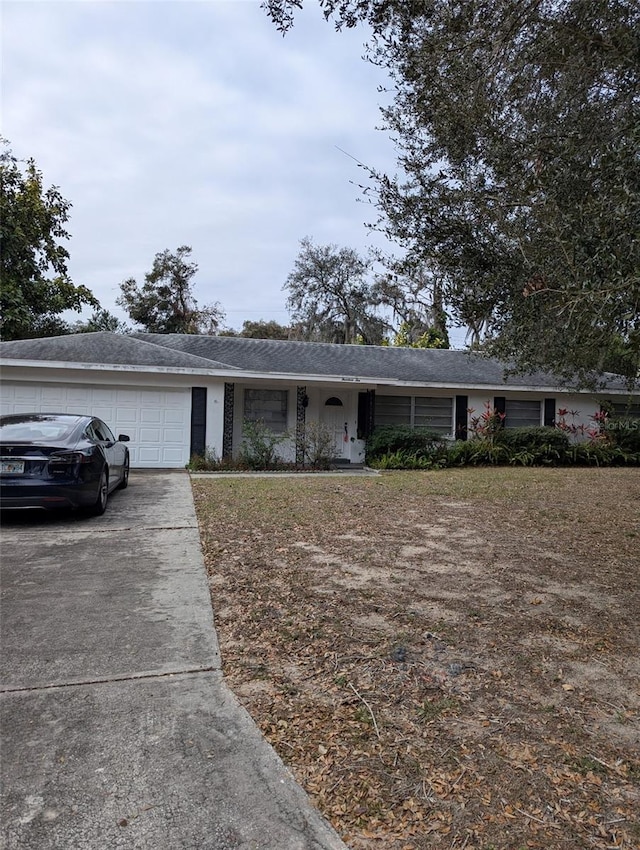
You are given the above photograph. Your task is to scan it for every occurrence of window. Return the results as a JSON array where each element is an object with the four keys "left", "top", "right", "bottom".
[
  {"left": 609, "top": 401, "right": 640, "bottom": 418},
  {"left": 504, "top": 400, "right": 541, "bottom": 428},
  {"left": 244, "top": 389, "right": 288, "bottom": 433},
  {"left": 375, "top": 395, "right": 453, "bottom": 435}
]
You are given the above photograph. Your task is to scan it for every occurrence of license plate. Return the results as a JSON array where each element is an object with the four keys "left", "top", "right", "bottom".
[{"left": 1, "top": 459, "right": 25, "bottom": 474}]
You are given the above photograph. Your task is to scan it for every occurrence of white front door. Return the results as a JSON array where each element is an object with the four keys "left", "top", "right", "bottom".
[{"left": 320, "top": 396, "right": 350, "bottom": 459}]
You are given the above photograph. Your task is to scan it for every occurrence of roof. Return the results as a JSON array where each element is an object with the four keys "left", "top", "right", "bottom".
[
  {"left": 0, "top": 331, "right": 631, "bottom": 391},
  {"left": 0, "top": 332, "right": 235, "bottom": 371}
]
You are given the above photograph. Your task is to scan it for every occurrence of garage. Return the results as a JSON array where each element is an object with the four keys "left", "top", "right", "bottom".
[{"left": 0, "top": 381, "right": 191, "bottom": 468}]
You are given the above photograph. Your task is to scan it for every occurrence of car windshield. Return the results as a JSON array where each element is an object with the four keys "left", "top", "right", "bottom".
[{"left": 0, "top": 416, "right": 80, "bottom": 443}]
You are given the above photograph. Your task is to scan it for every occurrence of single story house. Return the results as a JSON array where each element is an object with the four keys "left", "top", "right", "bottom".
[{"left": 0, "top": 332, "right": 637, "bottom": 468}]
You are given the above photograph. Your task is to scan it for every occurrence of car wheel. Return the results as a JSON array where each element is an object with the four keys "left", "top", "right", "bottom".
[
  {"left": 117, "top": 454, "right": 130, "bottom": 490},
  {"left": 87, "top": 468, "right": 109, "bottom": 516}
]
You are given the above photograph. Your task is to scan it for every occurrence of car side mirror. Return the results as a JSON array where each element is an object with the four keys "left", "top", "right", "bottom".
[{"left": 118, "top": 434, "right": 131, "bottom": 442}]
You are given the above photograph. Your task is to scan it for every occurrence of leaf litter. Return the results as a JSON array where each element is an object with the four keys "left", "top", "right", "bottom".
[{"left": 193, "top": 467, "right": 640, "bottom": 849}]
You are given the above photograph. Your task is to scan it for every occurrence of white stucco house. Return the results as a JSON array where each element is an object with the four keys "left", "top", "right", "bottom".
[{"left": 0, "top": 332, "right": 637, "bottom": 468}]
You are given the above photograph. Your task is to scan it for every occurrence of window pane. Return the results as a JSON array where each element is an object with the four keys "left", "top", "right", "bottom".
[
  {"left": 610, "top": 401, "right": 640, "bottom": 418},
  {"left": 505, "top": 400, "right": 541, "bottom": 428},
  {"left": 414, "top": 397, "right": 453, "bottom": 433},
  {"left": 244, "top": 389, "right": 288, "bottom": 433},
  {"left": 375, "top": 396, "right": 411, "bottom": 426}
]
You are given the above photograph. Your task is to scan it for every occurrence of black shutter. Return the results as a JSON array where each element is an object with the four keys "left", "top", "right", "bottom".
[
  {"left": 357, "top": 390, "right": 375, "bottom": 440},
  {"left": 455, "top": 395, "right": 468, "bottom": 440},
  {"left": 494, "top": 396, "right": 506, "bottom": 428},
  {"left": 190, "top": 387, "right": 207, "bottom": 457},
  {"left": 544, "top": 398, "right": 556, "bottom": 427}
]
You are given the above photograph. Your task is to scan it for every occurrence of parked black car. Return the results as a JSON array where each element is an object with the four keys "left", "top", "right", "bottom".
[{"left": 0, "top": 413, "right": 130, "bottom": 515}]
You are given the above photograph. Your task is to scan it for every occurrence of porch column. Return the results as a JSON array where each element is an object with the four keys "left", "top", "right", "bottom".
[
  {"left": 222, "top": 382, "right": 235, "bottom": 459},
  {"left": 296, "top": 386, "right": 307, "bottom": 466}
]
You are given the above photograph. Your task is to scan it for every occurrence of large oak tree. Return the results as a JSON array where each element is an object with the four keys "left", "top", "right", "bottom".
[{"left": 266, "top": 0, "right": 640, "bottom": 387}]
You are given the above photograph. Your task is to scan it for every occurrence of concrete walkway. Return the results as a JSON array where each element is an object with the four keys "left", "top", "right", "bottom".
[{"left": 0, "top": 471, "right": 349, "bottom": 850}]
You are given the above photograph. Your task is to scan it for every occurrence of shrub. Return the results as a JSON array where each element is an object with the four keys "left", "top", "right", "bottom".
[
  {"left": 297, "top": 420, "right": 333, "bottom": 469},
  {"left": 495, "top": 426, "right": 570, "bottom": 453},
  {"left": 368, "top": 449, "right": 448, "bottom": 470},
  {"left": 187, "top": 448, "right": 248, "bottom": 472},
  {"left": 366, "top": 425, "right": 448, "bottom": 462},
  {"left": 239, "top": 419, "right": 290, "bottom": 469},
  {"left": 606, "top": 418, "right": 640, "bottom": 453}
]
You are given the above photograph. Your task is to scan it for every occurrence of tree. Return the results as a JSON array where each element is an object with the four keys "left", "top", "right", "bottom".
[
  {"left": 117, "top": 246, "right": 224, "bottom": 334},
  {"left": 285, "top": 237, "right": 387, "bottom": 344},
  {"left": 265, "top": 1, "right": 640, "bottom": 387},
  {"left": 69, "top": 308, "right": 130, "bottom": 335},
  {"left": 0, "top": 142, "right": 98, "bottom": 340},
  {"left": 372, "top": 259, "right": 450, "bottom": 347},
  {"left": 220, "top": 319, "right": 291, "bottom": 340}
]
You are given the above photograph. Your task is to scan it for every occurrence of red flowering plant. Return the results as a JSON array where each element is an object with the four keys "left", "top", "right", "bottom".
[
  {"left": 555, "top": 408, "right": 611, "bottom": 443},
  {"left": 467, "top": 401, "right": 506, "bottom": 445}
]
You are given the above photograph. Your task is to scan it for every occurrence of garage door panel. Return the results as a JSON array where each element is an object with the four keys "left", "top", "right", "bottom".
[
  {"left": 164, "top": 409, "right": 186, "bottom": 425},
  {"left": 163, "top": 428, "right": 184, "bottom": 443},
  {"left": 1, "top": 382, "right": 191, "bottom": 468},
  {"left": 115, "top": 408, "right": 138, "bottom": 425}
]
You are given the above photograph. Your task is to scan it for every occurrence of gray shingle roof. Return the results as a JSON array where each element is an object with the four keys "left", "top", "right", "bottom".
[
  {"left": 1, "top": 331, "right": 629, "bottom": 390},
  {"left": 133, "top": 333, "right": 566, "bottom": 388},
  {"left": 0, "top": 332, "right": 235, "bottom": 371}
]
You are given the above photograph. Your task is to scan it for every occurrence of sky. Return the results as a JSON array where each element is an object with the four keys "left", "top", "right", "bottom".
[{"left": 2, "top": 0, "right": 465, "bottom": 345}]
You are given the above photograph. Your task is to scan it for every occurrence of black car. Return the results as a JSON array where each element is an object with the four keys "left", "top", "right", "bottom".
[{"left": 0, "top": 413, "right": 130, "bottom": 515}]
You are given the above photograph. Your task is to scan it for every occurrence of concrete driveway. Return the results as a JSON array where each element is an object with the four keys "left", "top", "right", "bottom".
[{"left": 0, "top": 471, "right": 348, "bottom": 850}]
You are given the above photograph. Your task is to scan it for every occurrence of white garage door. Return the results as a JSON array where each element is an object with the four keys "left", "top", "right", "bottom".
[{"left": 0, "top": 382, "right": 191, "bottom": 468}]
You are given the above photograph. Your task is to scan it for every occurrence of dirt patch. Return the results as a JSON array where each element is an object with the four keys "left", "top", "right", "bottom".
[{"left": 193, "top": 467, "right": 640, "bottom": 849}]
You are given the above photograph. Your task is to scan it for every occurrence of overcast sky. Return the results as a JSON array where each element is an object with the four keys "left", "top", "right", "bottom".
[{"left": 3, "top": 0, "right": 466, "bottom": 345}]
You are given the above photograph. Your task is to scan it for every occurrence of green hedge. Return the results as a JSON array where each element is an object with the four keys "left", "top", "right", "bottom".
[
  {"left": 495, "top": 426, "right": 570, "bottom": 452},
  {"left": 366, "top": 425, "right": 448, "bottom": 461},
  {"left": 366, "top": 425, "right": 640, "bottom": 469}
]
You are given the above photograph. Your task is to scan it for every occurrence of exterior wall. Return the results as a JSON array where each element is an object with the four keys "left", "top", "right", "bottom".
[
  {"left": 3, "top": 363, "right": 636, "bottom": 467},
  {"left": 204, "top": 382, "right": 225, "bottom": 459},
  {"left": 465, "top": 392, "right": 604, "bottom": 438},
  {"left": 230, "top": 382, "right": 366, "bottom": 463}
]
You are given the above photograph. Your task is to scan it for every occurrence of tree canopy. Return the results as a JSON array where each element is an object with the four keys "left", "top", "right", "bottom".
[
  {"left": 0, "top": 142, "right": 98, "bottom": 340},
  {"left": 265, "top": 0, "right": 640, "bottom": 387},
  {"left": 220, "top": 319, "right": 292, "bottom": 340},
  {"left": 117, "top": 246, "right": 224, "bottom": 335},
  {"left": 284, "top": 237, "right": 387, "bottom": 344}
]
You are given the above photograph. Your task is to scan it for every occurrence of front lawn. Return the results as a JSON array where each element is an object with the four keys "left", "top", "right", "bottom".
[{"left": 192, "top": 468, "right": 640, "bottom": 850}]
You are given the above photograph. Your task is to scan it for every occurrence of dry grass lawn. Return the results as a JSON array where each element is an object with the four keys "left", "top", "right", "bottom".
[{"left": 192, "top": 467, "right": 640, "bottom": 850}]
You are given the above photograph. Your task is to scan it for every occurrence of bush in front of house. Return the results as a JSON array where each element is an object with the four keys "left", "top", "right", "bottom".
[
  {"left": 606, "top": 418, "right": 640, "bottom": 453},
  {"left": 366, "top": 425, "right": 449, "bottom": 464},
  {"left": 367, "top": 425, "right": 640, "bottom": 469},
  {"left": 494, "top": 426, "right": 570, "bottom": 453}
]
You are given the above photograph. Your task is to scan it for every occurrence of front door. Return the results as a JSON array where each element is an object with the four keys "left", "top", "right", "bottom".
[{"left": 321, "top": 396, "right": 350, "bottom": 460}]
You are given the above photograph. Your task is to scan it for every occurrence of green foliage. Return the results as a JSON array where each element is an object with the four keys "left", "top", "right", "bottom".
[
  {"left": 605, "top": 418, "right": 640, "bottom": 453},
  {"left": 240, "top": 419, "right": 291, "bottom": 469},
  {"left": 117, "top": 246, "right": 224, "bottom": 334},
  {"left": 392, "top": 321, "right": 448, "bottom": 349},
  {"left": 366, "top": 424, "right": 448, "bottom": 462},
  {"left": 220, "top": 319, "right": 291, "bottom": 340},
  {"left": 495, "top": 427, "right": 570, "bottom": 453},
  {"left": 0, "top": 141, "right": 98, "bottom": 340},
  {"left": 285, "top": 237, "right": 387, "bottom": 344},
  {"left": 266, "top": 1, "right": 640, "bottom": 388},
  {"left": 69, "top": 308, "right": 129, "bottom": 334},
  {"left": 370, "top": 434, "right": 640, "bottom": 469}
]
